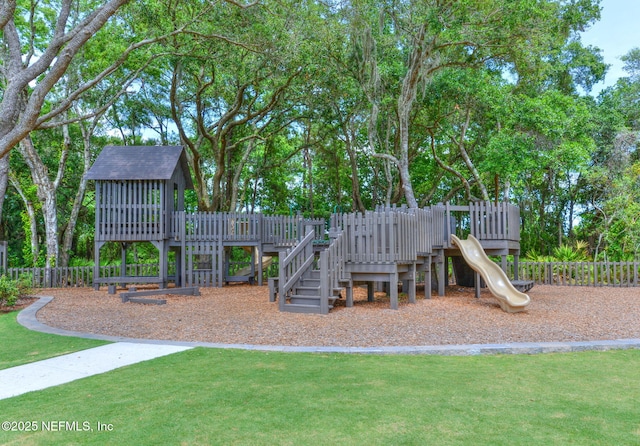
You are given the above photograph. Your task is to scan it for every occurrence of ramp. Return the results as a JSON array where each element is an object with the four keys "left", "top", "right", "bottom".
[{"left": 451, "top": 234, "right": 530, "bottom": 313}]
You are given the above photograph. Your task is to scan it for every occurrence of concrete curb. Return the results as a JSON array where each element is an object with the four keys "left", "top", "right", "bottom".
[{"left": 18, "top": 296, "right": 640, "bottom": 356}]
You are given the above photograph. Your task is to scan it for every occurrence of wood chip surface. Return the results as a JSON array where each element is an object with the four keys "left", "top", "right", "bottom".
[{"left": 35, "top": 284, "right": 640, "bottom": 347}]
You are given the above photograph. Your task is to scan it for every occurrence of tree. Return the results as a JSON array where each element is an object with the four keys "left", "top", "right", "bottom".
[
  {"left": 574, "top": 47, "right": 640, "bottom": 260},
  {"left": 160, "top": 1, "right": 323, "bottom": 211},
  {"left": 0, "top": 0, "right": 131, "bottom": 224},
  {"left": 347, "top": 0, "right": 603, "bottom": 208}
]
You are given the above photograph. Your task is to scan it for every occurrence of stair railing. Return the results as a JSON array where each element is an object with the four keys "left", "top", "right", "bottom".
[
  {"left": 319, "top": 229, "right": 347, "bottom": 314},
  {"left": 278, "top": 227, "right": 316, "bottom": 310}
]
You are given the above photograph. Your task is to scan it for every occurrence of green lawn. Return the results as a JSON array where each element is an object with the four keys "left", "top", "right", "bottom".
[
  {"left": 1, "top": 345, "right": 640, "bottom": 445},
  {"left": 2, "top": 308, "right": 639, "bottom": 444},
  {"left": 0, "top": 311, "right": 108, "bottom": 370}
]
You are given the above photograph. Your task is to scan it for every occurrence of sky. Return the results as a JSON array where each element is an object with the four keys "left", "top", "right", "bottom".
[{"left": 579, "top": 0, "right": 640, "bottom": 95}]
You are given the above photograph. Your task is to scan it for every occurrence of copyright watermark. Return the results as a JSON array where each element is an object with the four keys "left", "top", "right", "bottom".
[{"left": 2, "top": 420, "right": 114, "bottom": 432}]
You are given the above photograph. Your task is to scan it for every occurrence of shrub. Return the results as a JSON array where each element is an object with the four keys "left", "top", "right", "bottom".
[{"left": 0, "top": 275, "right": 31, "bottom": 307}]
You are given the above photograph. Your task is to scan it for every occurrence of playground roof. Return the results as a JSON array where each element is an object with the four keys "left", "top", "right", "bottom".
[{"left": 85, "top": 145, "right": 193, "bottom": 188}]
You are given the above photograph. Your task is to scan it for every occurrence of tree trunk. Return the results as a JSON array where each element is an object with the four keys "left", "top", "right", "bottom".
[
  {"left": 396, "top": 109, "right": 419, "bottom": 208},
  {"left": 230, "top": 139, "right": 257, "bottom": 212},
  {"left": 9, "top": 175, "right": 39, "bottom": 265},
  {"left": 303, "top": 143, "right": 314, "bottom": 216},
  {"left": 18, "top": 136, "right": 60, "bottom": 268},
  {"left": 344, "top": 128, "right": 366, "bottom": 212},
  {"left": 395, "top": 24, "right": 433, "bottom": 209},
  {"left": 0, "top": 155, "right": 9, "bottom": 228},
  {"left": 452, "top": 109, "right": 489, "bottom": 201},
  {"left": 60, "top": 120, "right": 93, "bottom": 267}
]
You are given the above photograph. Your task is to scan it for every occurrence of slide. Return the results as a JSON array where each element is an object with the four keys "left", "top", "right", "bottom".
[
  {"left": 451, "top": 234, "right": 530, "bottom": 313},
  {"left": 234, "top": 256, "right": 273, "bottom": 278}
]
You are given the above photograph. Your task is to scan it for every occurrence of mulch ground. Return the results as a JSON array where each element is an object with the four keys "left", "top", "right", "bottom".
[{"left": 26, "top": 284, "right": 640, "bottom": 347}]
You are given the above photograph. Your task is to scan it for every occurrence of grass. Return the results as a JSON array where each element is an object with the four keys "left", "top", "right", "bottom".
[
  {"left": 0, "top": 311, "right": 108, "bottom": 370},
  {"left": 1, "top": 346, "right": 640, "bottom": 445},
  {"left": 2, "top": 308, "right": 639, "bottom": 444}
]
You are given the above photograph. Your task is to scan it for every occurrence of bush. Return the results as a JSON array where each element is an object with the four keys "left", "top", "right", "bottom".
[{"left": 0, "top": 275, "right": 31, "bottom": 307}]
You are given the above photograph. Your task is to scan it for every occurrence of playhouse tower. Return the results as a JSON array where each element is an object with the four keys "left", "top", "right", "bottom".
[{"left": 85, "top": 145, "right": 193, "bottom": 289}]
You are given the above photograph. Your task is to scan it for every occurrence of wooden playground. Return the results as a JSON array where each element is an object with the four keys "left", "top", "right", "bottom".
[{"left": 86, "top": 145, "right": 529, "bottom": 314}]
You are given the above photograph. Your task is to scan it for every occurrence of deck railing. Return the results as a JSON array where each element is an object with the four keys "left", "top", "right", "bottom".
[
  {"left": 331, "top": 210, "right": 418, "bottom": 264},
  {"left": 442, "top": 202, "right": 520, "bottom": 244},
  {"left": 171, "top": 212, "right": 326, "bottom": 246},
  {"left": 410, "top": 207, "right": 434, "bottom": 255},
  {"left": 262, "top": 215, "right": 326, "bottom": 247},
  {"left": 374, "top": 206, "right": 434, "bottom": 257},
  {"left": 431, "top": 204, "right": 447, "bottom": 248},
  {"left": 171, "top": 212, "right": 262, "bottom": 242}
]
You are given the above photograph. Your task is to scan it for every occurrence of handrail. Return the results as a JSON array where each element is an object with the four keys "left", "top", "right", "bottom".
[
  {"left": 319, "top": 230, "right": 347, "bottom": 313},
  {"left": 278, "top": 228, "right": 316, "bottom": 310}
]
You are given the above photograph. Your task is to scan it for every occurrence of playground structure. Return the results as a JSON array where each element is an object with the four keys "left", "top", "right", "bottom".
[{"left": 86, "top": 145, "right": 530, "bottom": 313}]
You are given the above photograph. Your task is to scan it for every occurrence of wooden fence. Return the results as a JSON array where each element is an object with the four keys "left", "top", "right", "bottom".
[
  {"left": 9, "top": 260, "right": 640, "bottom": 289},
  {"left": 7, "top": 263, "right": 171, "bottom": 288},
  {"left": 512, "top": 261, "right": 640, "bottom": 287}
]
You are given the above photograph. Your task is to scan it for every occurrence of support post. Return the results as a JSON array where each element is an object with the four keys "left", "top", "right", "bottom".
[
  {"left": 390, "top": 271, "right": 399, "bottom": 310},
  {"left": 181, "top": 211, "right": 186, "bottom": 287},
  {"left": 258, "top": 246, "right": 263, "bottom": 286},
  {"left": 367, "top": 282, "right": 374, "bottom": 302},
  {"left": 120, "top": 242, "right": 127, "bottom": 288},
  {"left": 93, "top": 241, "right": 104, "bottom": 290},
  {"left": 424, "top": 257, "right": 432, "bottom": 299},
  {"left": 438, "top": 256, "right": 447, "bottom": 296},
  {"left": 408, "top": 263, "right": 416, "bottom": 304}
]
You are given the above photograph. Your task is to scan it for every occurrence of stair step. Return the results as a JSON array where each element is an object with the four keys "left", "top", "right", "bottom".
[
  {"left": 295, "top": 286, "right": 321, "bottom": 296},
  {"left": 300, "top": 278, "right": 320, "bottom": 287},
  {"left": 289, "top": 294, "right": 338, "bottom": 305},
  {"left": 281, "top": 303, "right": 334, "bottom": 314},
  {"left": 289, "top": 294, "right": 321, "bottom": 304}
]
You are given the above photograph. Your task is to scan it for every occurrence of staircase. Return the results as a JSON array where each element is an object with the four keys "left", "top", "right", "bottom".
[
  {"left": 278, "top": 227, "right": 347, "bottom": 314},
  {"left": 283, "top": 269, "right": 340, "bottom": 314}
]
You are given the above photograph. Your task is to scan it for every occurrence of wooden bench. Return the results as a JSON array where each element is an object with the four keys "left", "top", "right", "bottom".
[{"left": 120, "top": 286, "right": 200, "bottom": 304}]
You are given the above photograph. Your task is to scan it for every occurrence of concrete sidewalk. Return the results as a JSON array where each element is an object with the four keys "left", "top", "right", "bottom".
[{"left": 0, "top": 342, "right": 192, "bottom": 400}]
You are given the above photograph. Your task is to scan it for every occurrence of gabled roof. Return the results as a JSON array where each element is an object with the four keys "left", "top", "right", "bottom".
[{"left": 85, "top": 145, "right": 193, "bottom": 189}]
